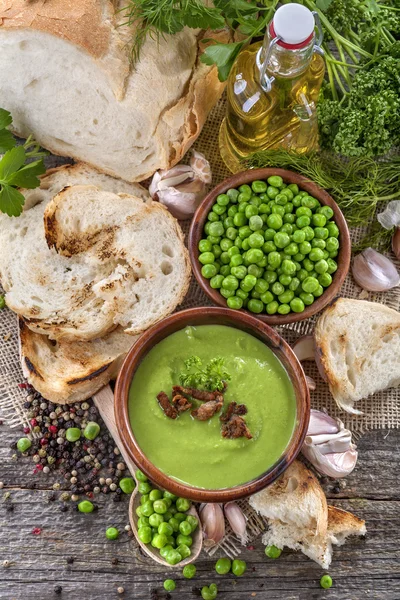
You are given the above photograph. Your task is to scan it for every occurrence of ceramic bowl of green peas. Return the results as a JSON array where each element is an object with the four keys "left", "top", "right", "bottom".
[{"left": 189, "top": 168, "right": 351, "bottom": 325}]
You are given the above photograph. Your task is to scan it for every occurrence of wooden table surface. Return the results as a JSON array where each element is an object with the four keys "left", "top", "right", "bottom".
[{"left": 0, "top": 424, "right": 399, "bottom": 600}]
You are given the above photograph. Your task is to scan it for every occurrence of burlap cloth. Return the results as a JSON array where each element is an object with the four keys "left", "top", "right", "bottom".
[{"left": 0, "top": 96, "right": 399, "bottom": 557}]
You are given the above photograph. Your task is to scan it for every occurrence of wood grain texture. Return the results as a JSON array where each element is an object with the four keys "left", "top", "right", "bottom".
[{"left": 0, "top": 425, "right": 399, "bottom": 600}]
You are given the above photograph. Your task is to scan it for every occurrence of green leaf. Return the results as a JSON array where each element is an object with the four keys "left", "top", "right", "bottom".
[
  {"left": 0, "top": 146, "right": 26, "bottom": 182},
  {"left": 214, "top": 0, "right": 259, "bottom": 18},
  {"left": 183, "top": 6, "right": 225, "bottom": 30},
  {"left": 0, "top": 184, "right": 25, "bottom": 217},
  {"left": 0, "top": 108, "right": 12, "bottom": 131},
  {"left": 0, "top": 128, "right": 16, "bottom": 153},
  {"left": 7, "top": 159, "right": 46, "bottom": 189},
  {"left": 201, "top": 41, "right": 243, "bottom": 81},
  {"left": 315, "top": 0, "right": 334, "bottom": 12}
]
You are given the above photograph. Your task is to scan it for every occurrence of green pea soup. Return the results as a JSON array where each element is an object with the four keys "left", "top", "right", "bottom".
[{"left": 129, "top": 325, "right": 297, "bottom": 489}]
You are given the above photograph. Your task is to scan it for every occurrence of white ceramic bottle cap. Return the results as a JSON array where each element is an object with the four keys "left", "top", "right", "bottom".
[{"left": 273, "top": 4, "right": 315, "bottom": 45}]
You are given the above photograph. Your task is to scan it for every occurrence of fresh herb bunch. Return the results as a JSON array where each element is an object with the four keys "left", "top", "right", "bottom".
[
  {"left": 247, "top": 149, "right": 400, "bottom": 249},
  {"left": 0, "top": 108, "right": 47, "bottom": 217},
  {"left": 179, "top": 356, "right": 231, "bottom": 391}
]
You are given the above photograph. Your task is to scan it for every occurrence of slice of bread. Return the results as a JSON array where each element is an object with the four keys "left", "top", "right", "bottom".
[
  {"left": 250, "top": 460, "right": 366, "bottom": 569},
  {"left": 19, "top": 318, "right": 136, "bottom": 404},
  {"left": 315, "top": 298, "right": 400, "bottom": 414},
  {"left": 0, "top": 168, "right": 190, "bottom": 341}
]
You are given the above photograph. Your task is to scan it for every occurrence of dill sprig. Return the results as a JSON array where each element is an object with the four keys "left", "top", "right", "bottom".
[{"left": 246, "top": 150, "right": 400, "bottom": 250}]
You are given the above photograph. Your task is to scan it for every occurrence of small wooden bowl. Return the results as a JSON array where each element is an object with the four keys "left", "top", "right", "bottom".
[
  {"left": 188, "top": 168, "right": 351, "bottom": 325},
  {"left": 115, "top": 307, "right": 310, "bottom": 503}
]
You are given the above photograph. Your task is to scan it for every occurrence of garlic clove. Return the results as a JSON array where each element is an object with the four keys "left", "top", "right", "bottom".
[
  {"left": 352, "top": 247, "right": 400, "bottom": 292},
  {"left": 305, "top": 429, "right": 353, "bottom": 454},
  {"left": 157, "top": 188, "right": 203, "bottom": 220},
  {"left": 302, "top": 444, "right": 358, "bottom": 478},
  {"left": 224, "top": 502, "right": 248, "bottom": 544},
  {"left": 377, "top": 200, "right": 400, "bottom": 230},
  {"left": 307, "top": 409, "right": 340, "bottom": 436},
  {"left": 392, "top": 228, "right": 400, "bottom": 260},
  {"left": 305, "top": 375, "right": 316, "bottom": 391},
  {"left": 292, "top": 335, "right": 315, "bottom": 361},
  {"left": 200, "top": 502, "right": 225, "bottom": 548},
  {"left": 190, "top": 150, "right": 212, "bottom": 184}
]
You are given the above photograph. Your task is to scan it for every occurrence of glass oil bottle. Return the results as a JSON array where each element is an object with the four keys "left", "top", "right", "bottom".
[{"left": 219, "top": 3, "right": 325, "bottom": 172}]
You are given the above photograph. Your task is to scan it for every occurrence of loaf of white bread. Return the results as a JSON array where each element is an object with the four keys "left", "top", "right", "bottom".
[
  {"left": 0, "top": 0, "right": 227, "bottom": 181},
  {"left": 315, "top": 298, "right": 400, "bottom": 414},
  {"left": 250, "top": 460, "right": 366, "bottom": 569}
]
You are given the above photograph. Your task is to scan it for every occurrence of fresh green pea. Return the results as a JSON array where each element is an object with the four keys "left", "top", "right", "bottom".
[
  {"left": 226, "top": 227, "right": 238, "bottom": 240},
  {"left": 267, "top": 214, "right": 283, "bottom": 230},
  {"left": 228, "top": 205, "right": 238, "bottom": 217},
  {"left": 273, "top": 232, "right": 290, "bottom": 249},
  {"left": 176, "top": 543, "right": 191, "bottom": 559},
  {"left": 248, "top": 232, "right": 264, "bottom": 248},
  {"left": 275, "top": 193, "right": 288, "bottom": 206},
  {"left": 313, "top": 284, "right": 324, "bottom": 297},
  {"left": 288, "top": 183, "right": 299, "bottom": 195},
  {"left": 186, "top": 515, "right": 198, "bottom": 532},
  {"left": 201, "top": 584, "right": 218, "bottom": 600},
  {"left": 183, "top": 564, "right": 197, "bottom": 579},
  {"left": 292, "top": 194, "right": 302, "bottom": 207},
  {"left": 259, "top": 203, "right": 270, "bottom": 214},
  {"left": 17, "top": 437, "right": 32, "bottom": 453},
  {"left": 224, "top": 217, "right": 234, "bottom": 229},
  {"left": 249, "top": 215, "right": 263, "bottom": 231},
  {"left": 271, "top": 204, "right": 285, "bottom": 217},
  {"left": 289, "top": 277, "right": 300, "bottom": 292},
  {"left": 267, "top": 175, "right": 283, "bottom": 188},
  {"left": 266, "top": 301, "right": 279, "bottom": 314},
  {"left": 148, "top": 489, "right": 162, "bottom": 502},
  {"left": 220, "top": 238, "right": 233, "bottom": 251},
  {"left": 227, "top": 296, "right": 243, "bottom": 310},
  {"left": 233, "top": 213, "right": 247, "bottom": 227},
  {"left": 239, "top": 184, "right": 252, "bottom": 196},
  {"left": 264, "top": 270, "right": 278, "bottom": 284},
  {"left": 245, "top": 204, "right": 258, "bottom": 220},
  {"left": 222, "top": 275, "right": 239, "bottom": 291},
  {"left": 309, "top": 248, "right": 324, "bottom": 262},
  {"left": 165, "top": 549, "right": 182, "bottom": 565},
  {"left": 216, "top": 193, "right": 230, "bottom": 206},
  {"left": 177, "top": 520, "right": 191, "bottom": 536},
  {"left": 279, "top": 274, "right": 292, "bottom": 286},
  {"left": 168, "top": 517, "right": 179, "bottom": 532},
  {"left": 302, "top": 258, "right": 314, "bottom": 272},
  {"left": 158, "top": 522, "right": 173, "bottom": 537},
  {"left": 263, "top": 229, "right": 275, "bottom": 241},
  {"left": 254, "top": 278, "right": 269, "bottom": 294},
  {"left": 260, "top": 291, "right": 273, "bottom": 304},
  {"left": 163, "top": 579, "right": 176, "bottom": 592},
  {"left": 280, "top": 223, "right": 294, "bottom": 235},
  {"left": 312, "top": 213, "right": 326, "bottom": 227},
  {"left": 219, "top": 252, "right": 230, "bottom": 265},
  {"left": 281, "top": 188, "right": 294, "bottom": 200},
  {"left": 283, "top": 213, "right": 295, "bottom": 224},
  {"left": 311, "top": 238, "right": 326, "bottom": 249},
  {"left": 246, "top": 248, "right": 263, "bottom": 264},
  {"left": 141, "top": 500, "right": 155, "bottom": 517},
  {"left": 296, "top": 215, "right": 310, "bottom": 228},
  {"left": 78, "top": 500, "right": 94, "bottom": 513},
  {"left": 137, "top": 517, "right": 150, "bottom": 528},
  {"left": 302, "top": 225, "right": 314, "bottom": 241},
  {"left": 163, "top": 510, "right": 173, "bottom": 521},
  {"left": 302, "top": 277, "right": 319, "bottom": 293},
  {"left": 326, "top": 237, "right": 339, "bottom": 252},
  {"left": 290, "top": 298, "right": 305, "bottom": 313},
  {"left": 296, "top": 206, "right": 312, "bottom": 218},
  {"left": 318, "top": 206, "right": 334, "bottom": 220},
  {"left": 212, "top": 245, "right": 222, "bottom": 259},
  {"left": 327, "top": 222, "right": 339, "bottom": 237},
  {"left": 201, "top": 264, "right": 217, "bottom": 279},
  {"left": 278, "top": 303, "right": 290, "bottom": 315},
  {"left": 212, "top": 204, "right": 226, "bottom": 216},
  {"left": 84, "top": 421, "right": 100, "bottom": 440},
  {"left": 285, "top": 242, "right": 298, "bottom": 256},
  {"left": 262, "top": 241, "right": 276, "bottom": 254},
  {"left": 238, "top": 225, "right": 252, "bottom": 240},
  {"left": 176, "top": 534, "right": 192, "bottom": 547},
  {"left": 314, "top": 227, "right": 329, "bottom": 240},
  {"left": 251, "top": 290, "right": 261, "bottom": 299},
  {"left": 301, "top": 196, "right": 318, "bottom": 210},
  {"left": 268, "top": 252, "right": 281, "bottom": 269},
  {"left": 315, "top": 259, "right": 328, "bottom": 274},
  {"left": 219, "top": 268, "right": 232, "bottom": 280},
  {"left": 319, "top": 272, "right": 332, "bottom": 287},
  {"left": 329, "top": 250, "right": 338, "bottom": 258},
  {"left": 176, "top": 498, "right": 191, "bottom": 512},
  {"left": 248, "top": 299, "right": 264, "bottom": 313},
  {"left": 232, "top": 559, "right": 247, "bottom": 577},
  {"left": 207, "top": 235, "right": 220, "bottom": 245},
  {"left": 298, "top": 241, "right": 311, "bottom": 255},
  {"left": 105, "top": 527, "right": 119, "bottom": 540},
  {"left": 234, "top": 237, "right": 243, "bottom": 249},
  {"left": 210, "top": 274, "right": 224, "bottom": 289},
  {"left": 271, "top": 281, "right": 284, "bottom": 296},
  {"left": 297, "top": 268, "right": 308, "bottom": 281},
  {"left": 278, "top": 290, "right": 294, "bottom": 304},
  {"left": 152, "top": 499, "right": 167, "bottom": 515},
  {"left": 208, "top": 211, "right": 220, "bottom": 222},
  {"left": 135, "top": 506, "right": 143, "bottom": 517},
  {"left": 228, "top": 245, "right": 240, "bottom": 258},
  {"left": 231, "top": 266, "right": 247, "bottom": 280},
  {"left": 293, "top": 252, "right": 305, "bottom": 262},
  {"left": 215, "top": 557, "right": 231, "bottom": 575},
  {"left": 204, "top": 222, "right": 212, "bottom": 235},
  {"left": 320, "top": 575, "right": 333, "bottom": 589},
  {"left": 138, "top": 526, "right": 152, "bottom": 543},
  {"left": 265, "top": 545, "right": 282, "bottom": 559},
  {"left": 227, "top": 188, "right": 240, "bottom": 203},
  {"left": 199, "top": 252, "right": 215, "bottom": 265},
  {"left": 174, "top": 512, "right": 186, "bottom": 523},
  {"left": 199, "top": 239, "right": 212, "bottom": 253},
  {"left": 292, "top": 230, "right": 305, "bottom": 244},
  {"left": 267, "top": 185, "right": 279, "bottom": 199},
  {"left": 138, "top": 481, "right": 152, "bottom": 494},
  {"left": 326, "top": 258, "right": 338, "bottom": 274},
  {"left": 281, "top": 259, "right": 296, "bottom": 275},
  {"left": 252, "top": 180, "right": 267, "bottom": 194},
  {"left": 152, "top": 533, "right": 167, "bottom": 549}
]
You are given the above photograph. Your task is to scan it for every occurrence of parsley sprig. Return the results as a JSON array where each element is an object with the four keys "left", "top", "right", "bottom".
[
  {"left": 0, "top": 108, "right": 47, "bottom": 217},
  {"left": 179, "top": 356, "right": 231, "bottom": 392}
]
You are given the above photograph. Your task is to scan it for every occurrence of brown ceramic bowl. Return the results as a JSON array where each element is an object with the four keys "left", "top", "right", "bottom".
[
  {"left": 115, "top": 307, "right": 310, "bottom": 502},
  {"left": 188, "top": 168, "right": 351, "bottom": 325}
]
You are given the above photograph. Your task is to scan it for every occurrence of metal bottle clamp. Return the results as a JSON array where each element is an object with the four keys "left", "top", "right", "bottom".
[{"left": 256, "top": 11, "right": 324, "bottom": 93}]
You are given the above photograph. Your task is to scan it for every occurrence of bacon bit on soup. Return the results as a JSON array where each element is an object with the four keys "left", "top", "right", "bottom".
[
  {"left": 191, "top": 394, "right": 224, "bottom": 421},
  {"left": 220, "top": 401, "right": 248, "bottom": 422},
  {"left": 171, "top": 394, "right": 192, "bottom": 413},
  {"left": 156, "top": 391, "right": 178, "bottom": 419},
  {"left": 221, "top": 415, "right": 252, "bottom": 440},
  {"left": 173, "top": 385, "right": 219, "bottom": 402}
]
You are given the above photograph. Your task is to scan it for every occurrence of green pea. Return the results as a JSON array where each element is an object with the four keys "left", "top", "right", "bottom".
[
  {"left": 285, "top": 242, "right": 298, "bottom": 256},
  {"left": 283, "top": 213, "right": 295, "bottom": 224},
  {"left": 239, "top": 184, "right": 252, "bottom": 196},
  {"left": 227, "top": 188, "right": 239, "bottom": 203},
  {"left": 225, "top": 227, "right": 238, "bottom": 241},
  {"left": 245, "top": 248, "right": 262, "bottom": 264},
  {"left": 329, "top": 250, "right": 338, "bottom": 258},
  {"left": 326, "top": 258, "right": 338, "bottom": 274},
  {"left": 292, "top": 194, "right": 302, "bottom": 207},
  {"left": 297, "top": 241, "right": 310, "bottom": 255},
  {"left": 83, "top": 421, "right": 100, "bottom": 441},
  {"left": 248, "top": 299, "right": 264, "bottom": 313},
  {"left": 265, "top": 545, "right": 282, "bottom": 559},
  {"left": 314, "top": 284, "right": 324, "bottom": 297},
  {"left": 216, "top": 193, "right": 230, "bottom": 207},
  {"left": 266, "top": 301, "right": 278, "bottom": 314},
  {"left": 183, "top": 564, "right": 197, "bottom": 579},
  {"left": 251, "top": 180, "right": 266, "bottom": 194},
  {"left": 326, "top": 237, "right": 339, "bottom": 252},
  {"left": 220, "top": 252, "right": 230, "bottom": 265},
  {"left": 258, "top": 290, "right": 272, "bottom": 304},
  {"left": 226, "top": 296, "right": 243, "bottom": 310},
  {"left": 318, "top": 206, "right": 334, "bottom": 220},
  {"left": 327, "top": 222, "right": 339, "bottom": 237},
  {"left": 311, "top": 213, "right": 326, "bottom": 227},
  {"left": 278, "top": 289, "right": 294, "bottom": 304},
  {"left": 302, "top": 226, "right": 314, "bottom": 241},
  {"left": 277, "top": 303, "right": 290, "bottom": 314},
  {"left": 208, "top": 211, "right": 220, "bottom": 222},
  {"left": 267, "top": 175, "right": 283, "bottom": 188},
  {"left": 279, "top": 274, "right": 292, "bottom": 286},
  {"left": 213, "top": 202, "right": 227, "bottom": 215},
  {"left": 238, "top": 225, "right": 251, "bottom": 240},
  {"left": 264, "top": 270, "right": 277, "bottom": 284},
  {"left": 296, "top": 215, "right": 310, "bottom": 228},
  {"left": 298, "top": 292, "right": 314, "bottom": 306},
  {"left": 220, "top": 287, "right": 234, "bottom": 299},
  {"left": 210, "top": 274, "right": 224, "bottom": 289},
  {"left": 115, "top": 478, "right": 134, "bottom": 496},
  {"left": 175, "top": 498, "right": 190, "bottom": 512},
  {"left": 220, "top": 238, "right": 233, "bottom": 252},
  {"left": 280, "top": 224, "right": 293, "bottom": 236},
  {"left": 199, "top": 239, "right": 212, "bottom": 253},
  {"left": 271, "top": 204, "right": 285, "bottom": 217},
  {"left": 320, "top": 575, "right": 333, "bottom": 589},
  {"left": 319, "top": 272, "right": 332, "bottom": 287},
  {"left": 262, "top": 241, "right": 276, "bottom": 254},
  {"left": 314, "top": 259, "right": 328, "bottom": 274},
  {"left": 244, "top": 204, "right": 257, "bottom": 220},
  {"left": 179, "top": 520, "right": 192, "bottom": 536},
  {"left": 233, "top": 212, "right": 247, "bottom": 227},
  {"left": 290, "top": 297, "right": 305, "bottom": 313},
  {"left": 309, "top": 247, "right": 324, "bottom": 262},
  {"left": 230, "top": 266, "right": 246, "bottom": 280},
  {"left": 215, "top": 557, "right": 231, "bottom": 575},
  {"left": 232, "top": 559, "right": 247, "bottom": 577},
  {"left": 163, "top": 511, "right": 173, "bottom": 521},
  {"left": 302, "top": 276, "right": 319, "bottom": 293},
  {"left": 302, "top": 258, "right": 313, "bottom": 272},
  {"left": 268, "top": 252, "right": 281, "bottom": 269},
  {"left": 223, "top": 217, "right": 234, "bottom": 230},
  {"left": 201, "top": 584, "right": 218, "bottom": 600},
  {"left": 138, "top": 525, "right": 152, "bottom": 543},
  {"left": 314, "top": 227, "right": 329, "bottom": 240},
  {"left": 296, "top": 206, "right": 312, "bottom": 218},
  {"left": 271, "top": 281, "right": 284, "bottom": 296},
  {"left": 297, "top": 268, "right": 308, "bottom": 282},
  {"left": 236, "top": 289, "right": 249, "bottom": 300},
  {"left": 234, "top": 237, "right": 243, "bottom": 248},
  {"left": 289, "top": 277, "right": 300, "bottom": 292},
  {"left": 272, "top": 232, "right": 289, "bottom": 249},
  {"left": 158, "top": 522, "right": 173, "bottom": 537},
  {"left": 207, "top": 235, "right": 220, "bottom": 245},
  {"left": 165, "top": 549, "right": 182, "bottom": 565},
  {"left": 281, "top": 259, "right": 296, "bottom": 276},
  {"left": 291, "top": 230, "right": 305, "bottom": 244},
  {"left": 240, "top": 274, "right": 257, "bottom": 292},
  {"left": 267, "top": 185, "right": 279, "bottom": 199},
  {"left": 301, "top": 196, "right": 318, "bottom": 210},
  {"left": 137, "top": 517, "right": 150, "bottom": 528},
  {"left": 105, "top": 527, "right": 119, "bottom": 540},
  {"left": 175, "top": 544, "right": 190, "bottom": 560},
  {"left": 228, "top": 205, "right": 238, "bottom": 217},
  {"left": 152, "top": 533, "right": 167, "bottom": 549},
  {"left": 254, "top": 278, "right": 269, "bottom": 294},
  {"left": 176, "top": 533, "right": 192, "bottom": 547},
  {"left": 248, "top": 232, "right": 264, "bottom": 248},
  {"left": 78, "top": 500, "right": 94, "bottom": 513},
  {"left": 222, "top": 275, "right": 239, "bottom": 291},
  {"left": 229, "top": 247, "right": 241, "bottom": 261},
  {"left": 17, "top": 437, "right": 32, "bottom": 453},
  {"left": 267, "top": 214, "right": 283, "bottom": 230},
  {"left": 275, "top": 193, "right": 288, "bottom": 206},
  {"left": 141, "top": 500, "right": 155, "bottom": 517},
  {"left": 212, "top": 246, "right": 221, "bottom": 259},
  {"left": 259, "top": 203, "right": 270, "bottom": 214},
  {"left": 151, "top": 499, "right": 167, "bottom": 515},
  {"left": 199, "top": 252, "right": 215, "bottom": 265},
  {"left": 135, "top": 506, "right": 143, "bottom": 517},
  {"left": 163, "top": 579, "right": 176, "bottom": 592},
  {"left": 201, "top": 264, "right": 217, "bottom": 279}
]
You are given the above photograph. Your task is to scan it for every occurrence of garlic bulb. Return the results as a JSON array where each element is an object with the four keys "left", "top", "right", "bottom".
[
  {"left": 200, "top": 503, "right": 225, "bottom": 547},
  {"left": 301, "top": 409, "right": 358, "bottom": 478},
  {"left": 224, "top": 502, "right": 248, "bottom": 544},
  {"left": 352, "top": 248, "right": 400, "bottom": 292},
  {"left": 377, "top": 201, "right": 400, "bottom": 230},
  {"left": 149, "top": 150, "right": 211, "bottom": 219}
]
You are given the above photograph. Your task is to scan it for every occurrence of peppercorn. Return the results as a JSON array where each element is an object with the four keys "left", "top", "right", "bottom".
[
  {"left": 66, "top": 557, "right": 74, "bottom": 565},
  {"left": 54, "top": 585, "right": 62, "bottom": 594}
]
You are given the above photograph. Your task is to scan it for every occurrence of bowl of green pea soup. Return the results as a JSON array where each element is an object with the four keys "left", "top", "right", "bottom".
[{"left": 188, "top": 168, "right": 351, "bottom": 324}]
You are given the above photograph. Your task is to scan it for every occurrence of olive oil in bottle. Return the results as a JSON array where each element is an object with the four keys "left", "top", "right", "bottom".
[{"left": 220, "top": 3, "right": 325, "bottom": 172}]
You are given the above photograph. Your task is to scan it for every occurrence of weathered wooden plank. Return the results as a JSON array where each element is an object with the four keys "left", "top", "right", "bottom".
[{"left": 1, "top": 425, "right": 399, "bottom": 599}]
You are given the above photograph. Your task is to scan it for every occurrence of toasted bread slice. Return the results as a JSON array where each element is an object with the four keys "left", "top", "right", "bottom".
[
  {"left": 19, "top": 318, "right": 136, "bottom": 403},
  {"left": 315, "top": 298, "right": 400, "bottom": 414},
  {"left": 0, "top": 168, "right": 190, "bottom": 341}
]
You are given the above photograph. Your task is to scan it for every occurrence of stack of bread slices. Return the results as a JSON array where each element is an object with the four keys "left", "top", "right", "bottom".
[{"left": 0, "top": 164, "right": 191, "bottom": 403}]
